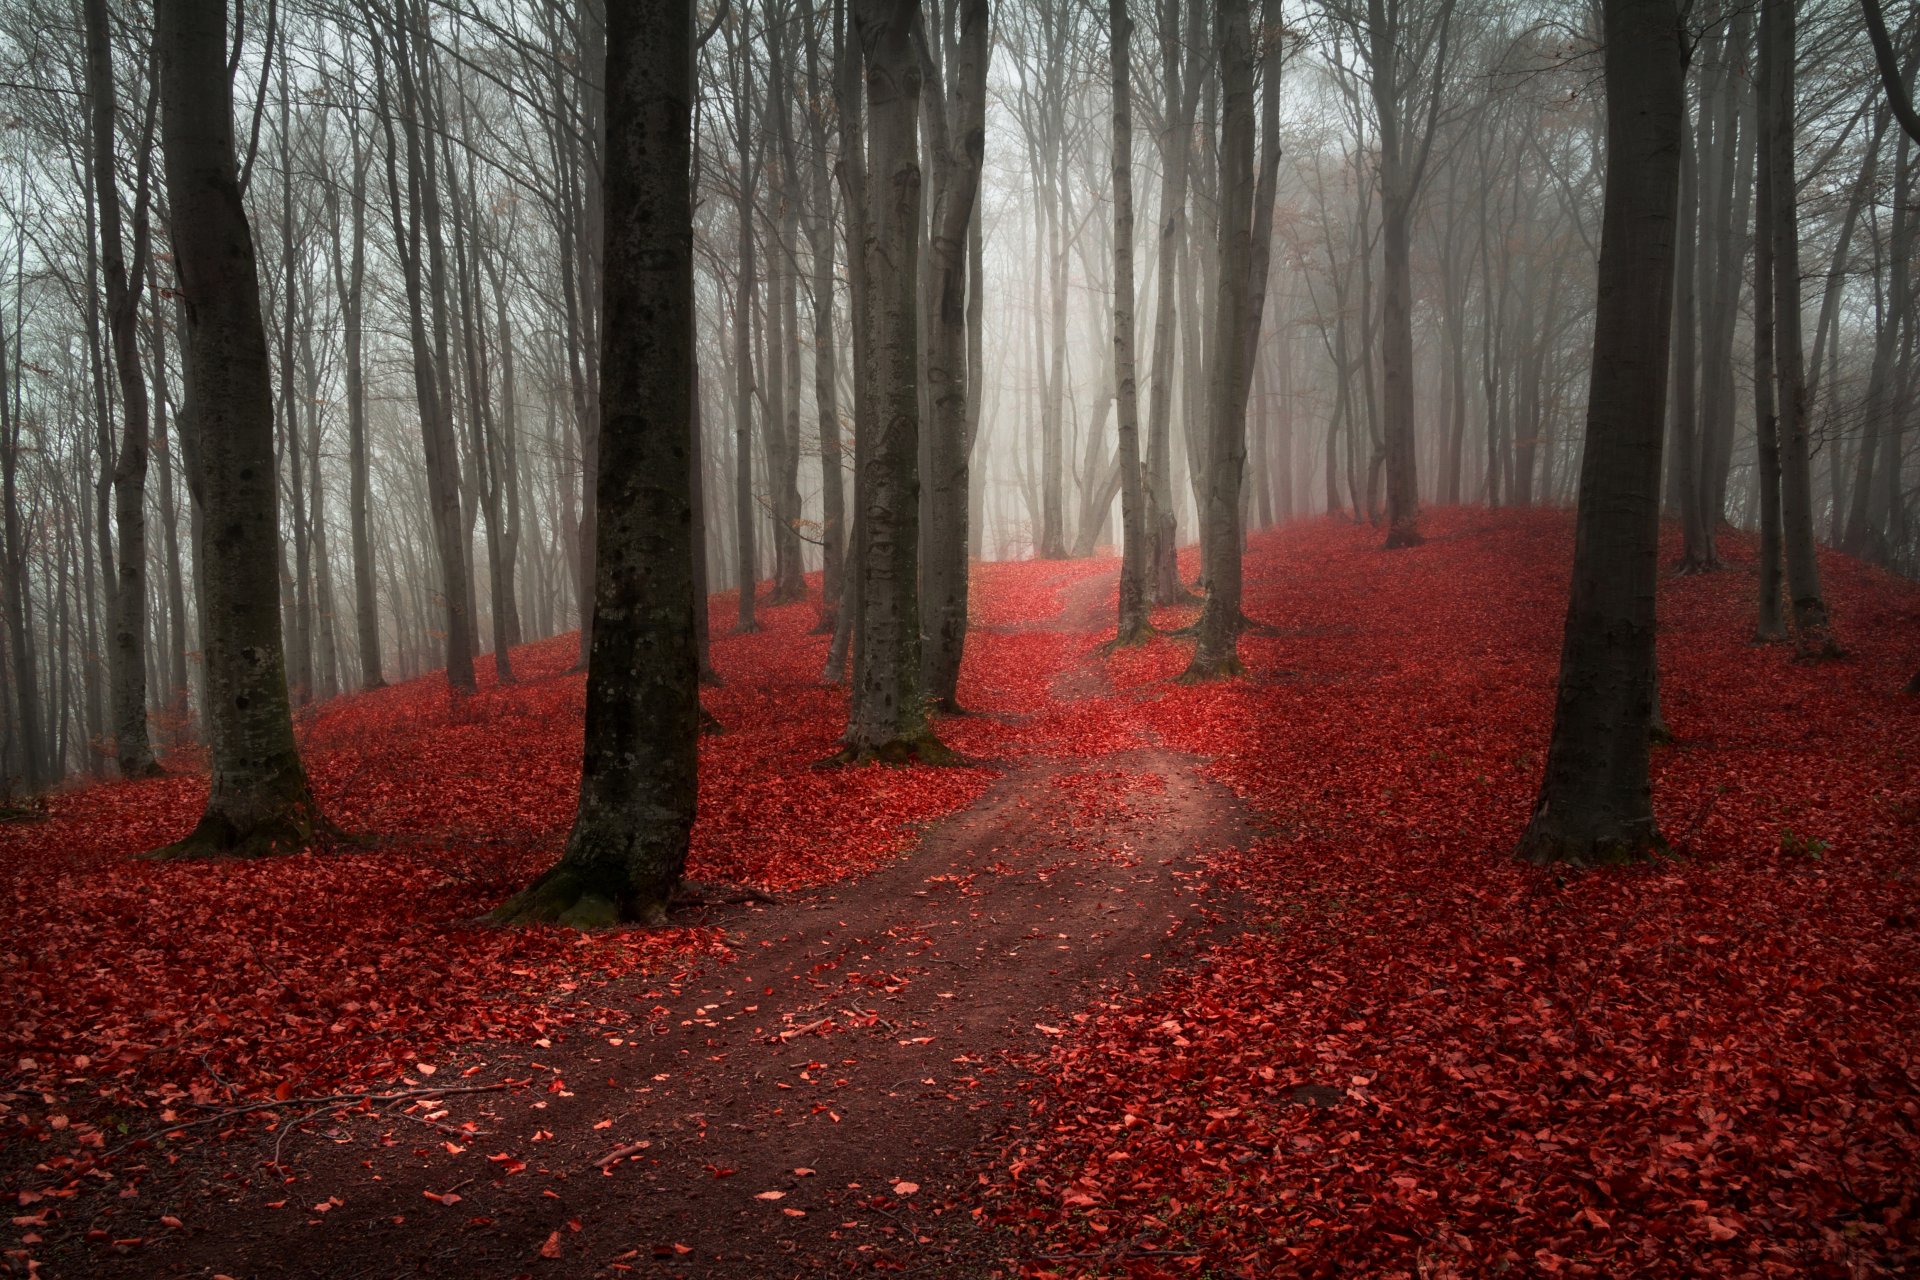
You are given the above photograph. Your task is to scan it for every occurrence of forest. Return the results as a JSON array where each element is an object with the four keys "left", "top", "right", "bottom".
[{"left": 0, "top": 0, "right": 1916, "bottom": 1274}]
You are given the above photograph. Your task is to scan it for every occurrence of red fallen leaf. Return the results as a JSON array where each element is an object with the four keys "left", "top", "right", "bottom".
[
  {"left": 706, "top": 1165, "right": 738, "bottom": 1179},
  {"left": 891, "top": 1182, "right": 919, "bottom": 1197},
  {"left": 159, "top": 1215, "right": 183, "bottom": 1230},
  {"left": 754, "top": 1191, "right": 786, "bottom": 1201},
  {"left": 538, "top": 1230, "right": 562, "bottom": 1260},
  {"left": 782, "top": 1208, "right": 806, "bottom": 1218},
  {"left": 423, "top": 1191, "right": 462, "bottom": 1207},
  {"left": 272, "top": 1081, "right": 294, "bottom": 1102}
]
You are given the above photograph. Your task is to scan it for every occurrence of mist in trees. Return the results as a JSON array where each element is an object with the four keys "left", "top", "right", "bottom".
[{"left": 3, "top": 0, "right": 1917, "bottom": 819}]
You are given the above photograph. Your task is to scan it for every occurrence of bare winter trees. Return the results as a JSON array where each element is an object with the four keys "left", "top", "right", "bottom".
[
  {"left": 1518, "top": 0, "right": 1682, "bottom": 865},
  {"left": 496, "top": 0, "right": 697, "bottom": 926}
]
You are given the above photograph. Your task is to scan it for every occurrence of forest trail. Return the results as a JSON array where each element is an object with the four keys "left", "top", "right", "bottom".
[
  {"left": 11, "top": 511, "right": 1918, "bottom": 1279},
  {"left": 75, "top": 569, "right": 1261, "bottom": 1280}
]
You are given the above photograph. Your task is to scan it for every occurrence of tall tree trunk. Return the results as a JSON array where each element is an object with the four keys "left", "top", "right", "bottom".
[
  {"left": 0, "top": 270, "right": 42, "bottom": 788},
  {"left": 801, "top": 0, "right": 846, "bottom": 637},
  {"left": 327, "top": 102, "right": 384, "bottom": 688},
  {"left": 1762, "top": 0, "right": 1833, "bottom": 654},
  {"left": 1518, "top": 0, "right": 1681, "bottom": 865},
  {"left": 497, "top": 0, "right": 697, "bottom": 927},
  {"left": 84, "top": 0, "right": 162, "bottom": 776},
  {"left": 152, "top": 0, "right": 327, "bottom": 858},
  {"left": 728, "top": 19, "right": 761, "bottom": 634},
  {"left": 1181, "top": 0, "right": 1255, "bottom": 679},
  {"left": 1669, "top": 124, "right": 1713, "bottom": 570},
  {"left": 920, "top": 0, "right": 989, "bottom": 710},
  {"left": 1752, "top": 16, "right": 1784, "bottom": 641},
  {"left": 1146, "top": 0, "right": 1201, "bottom": 603},
  {"left": 1109, "top": 0, "right": 1152, "bottom": 654},
  {"left": 835, "top": 0, "right": 945, "bottom": 762}
]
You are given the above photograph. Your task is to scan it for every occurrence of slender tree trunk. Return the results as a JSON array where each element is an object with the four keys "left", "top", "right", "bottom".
[
  {"left": 1182, "top": 0, "right": 1255, "bottom": 680},
  {"left": 152, "top": 0, "right": 327, "bottom": 858},
  {"left": 497, "top": 0, "right": 696, "bottom": 927},
  {"left": 1762, "top": 0, "right": 1833, "bottom": 654},
  {"left": 1518, "top": 0, "right": 1681, "bottom": 865},
  {"left": 1670, "top": 124, "right": 1713, "bottom": 570},
  {"left": 84, "top": 0, "right": 162, "bottom": 776},
  {"left": 801, "top": 0, "right": 846, "bottom": 637},
  {"left": 835, "top": 0, "right": 945, "bottom": 762},
  {"left": 1108, "top": 0, "right": 1149, "bottom": 646},
  {"left": 920, "top": 0, "right": 989, "bottom": 710}
]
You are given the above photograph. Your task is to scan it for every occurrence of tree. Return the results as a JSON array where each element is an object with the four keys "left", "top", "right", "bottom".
[
  {"left": 82, "top": 0, "right": 163, "bottom": 777},
  {"left": 1761, "top": 0, "right": 1833, "bottom": 656},
  {"left": 833, "top": 0, "right": 946, "bottom": 762},
  {"left": 151, "top": 0, "right": 329, "bottom": 858},
  {"left": 920, "top": 0, "right": 990, "bottom": 710},
  {"left": 1516, "top": 0, "right": 1683, "bottom": 866},
  {"left": 496, "top": 0, "right": 697, "bottom": 926},
  {"left": 1181, "top": 0, "right": 1257, "bottom": 680},
  {"left": 1107, "top": 0, "right": 1151, "bottom": 647}
]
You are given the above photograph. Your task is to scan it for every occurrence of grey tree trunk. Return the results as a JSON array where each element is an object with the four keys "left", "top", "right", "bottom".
[
  {"left": 1752, "top": 61, "right": 1784, "bottom": 642},
  {"left": 327, "top": 106, "right": 385, "bottom": 688},
  {"left": 727, "top": 17, "right": 761, "bottom": 634},
  {"left": 835, "top": 0, "right": 945, "bottom": 762},
  {"left": 1146, "top": 0, "right": 1201, "bottom": 604},
  {"left": 0, "top": 279, "right": 42, "bottom": 789},
  {"left": 84, "top": 0, "right": 162, "bottom": 777},
  {"left": 920, "top": 0, "right": 989, "bottom": 710},
  {"left": 496, "top": 0, "right": 697, "bottom": 928},
  {"left": 1762, "top": 0, "right": 1834, "bottom": 654},
  {"left": 801, "top": 0, "right": 846, "bottom": 638},
  {"left": 152, "top": 0, "right": 327, "bottom": 858},
  {"left": 1181, "top": 0, "right": 1255, "bottom": 680},
  {"left": 1517, "top": 0, "right": 1682, "bottom": 866}
]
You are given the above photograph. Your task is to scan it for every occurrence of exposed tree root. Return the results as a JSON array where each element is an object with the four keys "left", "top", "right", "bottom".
[
  {"left": 1100, "top": 621, "right": 1156, "bottom": 654},
  {"left": 1177, "top": 653, "right": 1245, "bottom": 684},
  {"left": 489, "top": 864, "right": 671, "bottom": 928},
  {"left": 145, "top": 800, "right": 338, "bottom": 861}
]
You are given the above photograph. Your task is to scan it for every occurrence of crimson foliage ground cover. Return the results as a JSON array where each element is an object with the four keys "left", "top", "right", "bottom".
[
  {"left": 995, "top": 509, "right": 1920, "bottom": 1278},
  {"left": 1, "top": 508, "right": 1914, "bottom": 1280},
  {"left": 0, "top": 589, "right": 1008, "bottom": 1197}
]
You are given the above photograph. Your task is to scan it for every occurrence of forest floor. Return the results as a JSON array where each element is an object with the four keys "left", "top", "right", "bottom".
[{"left": 2, "top": 508, "right": 1918, "bottom": 1279}]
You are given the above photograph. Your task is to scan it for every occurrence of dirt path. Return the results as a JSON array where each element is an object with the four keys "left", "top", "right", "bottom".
[{"left": 66, "top": 572, "right": 1256, "bottom": 1280}]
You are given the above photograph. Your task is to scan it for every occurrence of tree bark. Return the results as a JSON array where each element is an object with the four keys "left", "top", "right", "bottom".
[
  {"left": 1181, "top": 0, "right": 1255, "bottom": 680},
  {"left": 1517, "top": 0, "right": 1682, "bottom": 866},
  {"left": 834, "top": 0, "right": 946, "bottom": 762},
  {"left": 84, "top": 0, "right": 163, "bottom": 777},
  {"left": 1107, "top": 0, "right": 1150, "bottom": 647},
  {"left": 1762, "top": 0, "right": 1834, "bottom": 655},
  {"left": 920, "top": 0, "right": 990, "bottom": 710},
  {"left": 151, "top": 0, "right": 327, "bottom": 858},
  {"left": 496, "top": 0, "right": 697, "bottom": 928}
]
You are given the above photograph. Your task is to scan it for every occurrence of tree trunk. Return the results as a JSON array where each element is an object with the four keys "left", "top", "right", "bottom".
[
  {"left": 1108, "top": 0, "right": 1150, "bottom": 646},
  {"left": 920, "top": 0, "right": 989, "bottom": 710},
  {"left": 834, "top": 0, "right": 945, "bottom": 763},
  {"left": 1762, "top": 0, "right": 1834, "bottom": 654},
  {"left": 1181, "top": 0, "right": 1255, "bottom": 680},
  {"left": 1517, "top": 0, "right": 1682, "bottom": 866},
  {"left": 801, "top": 0, "right": 846, "bottom": 638},
  {"left": 151, "top": 0, "right": 328, "bottom": 858},
  {"left": 496, "top": 0, "right": 697, "bottom": 928},
  {"left": 84, "top": 0, "right": 162, "bottom": 777}
]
